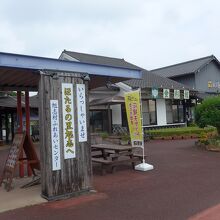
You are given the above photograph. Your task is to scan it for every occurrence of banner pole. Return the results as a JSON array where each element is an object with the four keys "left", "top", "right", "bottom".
[
  {"left": 139, "top": 88, "right": 145, "bottom": 163},
  {"left": 134, "top": 88, "right": 154, "bottom": 172}
]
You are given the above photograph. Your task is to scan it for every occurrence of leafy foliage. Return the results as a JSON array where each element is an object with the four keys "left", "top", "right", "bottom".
[
  {"left": 146, "top": 126, "right": 216, "bottom": 138},
  {"left": 195, "top": 96, "right": 220, "bottom": 134}
]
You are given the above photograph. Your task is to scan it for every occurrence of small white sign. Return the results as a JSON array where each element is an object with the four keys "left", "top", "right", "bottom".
[
  {"left": 50, "top": 100, "right": 61, "bottom": 171},
  {"left": 174, "top": 89, "right": 180, "bottom": 99},
  {"left": 77, "top": 84, "right": 87, "bottom": 142},
  {"left": 184, "top": 90, "right": 189, "bottom": 99},
  {"left": 163, "top": 89, "right": 170, "bottom": 99},
  {"left": 62, "top": 83, "right": 76, "bottom": 159},
  {"left": 152, "top": 88, "right": 159, "bottom": 98}
]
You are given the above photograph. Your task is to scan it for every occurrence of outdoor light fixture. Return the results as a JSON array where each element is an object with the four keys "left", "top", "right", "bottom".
[{"left": 81, "top": 74, "right": 90, "bottom": 81}]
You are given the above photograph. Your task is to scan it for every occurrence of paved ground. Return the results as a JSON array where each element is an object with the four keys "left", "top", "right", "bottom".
[{"left": 1, "top": 139, "right": 220, "bottom": 220}]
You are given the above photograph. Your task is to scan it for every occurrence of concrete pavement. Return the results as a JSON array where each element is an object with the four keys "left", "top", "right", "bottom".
[
  {"left": 0, "top": 177, "right": 46, "bottom": 213},
  {"left": 1, "top": 139, "right": 220, "bottom": 219}
]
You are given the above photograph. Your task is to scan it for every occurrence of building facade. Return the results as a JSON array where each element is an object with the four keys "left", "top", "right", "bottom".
[
  {"left": 151, "top": 55, "right": 220, "bottom": 99},
  {"left": 60, "top": 51, "right": 196, "bottom": 133}
]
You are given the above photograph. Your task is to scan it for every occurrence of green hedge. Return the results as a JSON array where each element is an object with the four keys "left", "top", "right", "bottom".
[{"left": 146, "top": 126, "right": 217, "bottom": 138}]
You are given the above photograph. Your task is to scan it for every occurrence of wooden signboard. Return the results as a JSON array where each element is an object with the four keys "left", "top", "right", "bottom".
[
  {"left": 0, "top": 132, "right": 25, "bottom": 191},
  {"left": 0, "top": 132, "right": 40, "bottom": 191}
]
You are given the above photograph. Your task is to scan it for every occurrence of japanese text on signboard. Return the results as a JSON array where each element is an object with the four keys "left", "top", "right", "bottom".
[
  {"left": 125, "top": 90, "right": 143, "bottom": 147},
  {"left": 50, "top": 100, "right": 61, "bottom": 170},
  {"left": 62, "top": 83, "right": 76, "bottom": 159},
  {"left": 76, "top": 84, "right": 87, "bottom": 142}
]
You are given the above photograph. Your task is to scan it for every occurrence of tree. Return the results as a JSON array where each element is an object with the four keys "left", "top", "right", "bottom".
[{"left": 195, "top": 96, "right": 220, "bottom": 134}]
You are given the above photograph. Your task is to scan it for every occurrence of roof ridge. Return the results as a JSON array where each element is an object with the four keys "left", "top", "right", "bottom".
[
  {"left": 151, "top": 55, "right": 214, "bottom": 71},
  {"left": 63, "top": 50, "right": 124, "bottom": 61}
]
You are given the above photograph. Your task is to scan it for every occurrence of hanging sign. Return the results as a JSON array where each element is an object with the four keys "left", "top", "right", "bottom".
[
  {"left": 163, "top": 89, "right": 170, "bottom": 99},
  {"left": 50, "top": 100, "right": 61, "bottom": 171},
  {"left": 184, "top": 90, "right": 189, "bottom": 99},
  {"left": 208, "top": 81, "right": 213, "bottom": 88},
  {"left": 124, "top": 90, "right": 143, "bottom": 147},
  {"left": 174, "top": 89, "right": 180, "bottom": 99},
  {"left": 76, "top": 84, "right": 87, "bottom": 142},
  {"left": 62, "top": 83, "right": 76, "bottom": 159},
  {"left": 152, "top": 88, "right": 159, "bottom": 98}
]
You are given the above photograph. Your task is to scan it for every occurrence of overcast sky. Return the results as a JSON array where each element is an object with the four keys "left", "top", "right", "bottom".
[{"left": 0, "top": 0, "right": 220, "bottom": 70}]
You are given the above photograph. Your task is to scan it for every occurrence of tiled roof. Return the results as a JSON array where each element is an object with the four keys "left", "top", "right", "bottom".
[
  {"left": 61, "top": 50, "right": 192, "bottom": 90},
  {"left": 151, "top": 55, "right": 218, "bottom": 78},
  {"left": 61, "top": 50, "right": 140, "bottom": 70},
  {"left": 124, "top": 70, "right": 191, "bottom": 90}
]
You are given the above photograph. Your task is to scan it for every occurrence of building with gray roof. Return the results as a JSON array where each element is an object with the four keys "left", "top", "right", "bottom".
[
  {"left": 60, "top": 50, "right": 196, "bottom": 133},
  {"left": 152, "top": 55, "right": 220, "bottom": 98}
]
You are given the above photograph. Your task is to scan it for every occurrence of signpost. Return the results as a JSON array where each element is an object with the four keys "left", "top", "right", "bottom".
[
  {"left": 0, "top": 133, "right": 25, "bottom": 191},
  {"left": 124, "top": 89, "right": 154, "bottom": 172}
]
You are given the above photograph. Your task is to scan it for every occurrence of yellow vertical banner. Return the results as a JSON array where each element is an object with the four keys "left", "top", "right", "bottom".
[{"left": 124, "top": 89, "right": 143, "bottom": 147}]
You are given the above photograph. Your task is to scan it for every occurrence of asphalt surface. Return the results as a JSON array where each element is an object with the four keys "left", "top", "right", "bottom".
[{"left": 1, "top": 139, "right": 220, "bottom": 220}]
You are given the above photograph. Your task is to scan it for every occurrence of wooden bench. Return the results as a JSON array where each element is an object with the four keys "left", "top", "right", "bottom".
[
  {"left": 92, "top": 158, "right": 113, "bottom": 175},
  {"left": 92, "top": 156, "right": 147, "bottom": 175}
]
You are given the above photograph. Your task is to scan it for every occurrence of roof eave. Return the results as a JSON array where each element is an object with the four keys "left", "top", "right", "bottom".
[{"left": 0, "top": 52, "right": 142, "bottom": 80}]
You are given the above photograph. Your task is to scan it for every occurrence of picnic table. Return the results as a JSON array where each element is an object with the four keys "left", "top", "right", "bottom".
[{"left": 91, "top": 144, "right": 146, "bottom": 175}]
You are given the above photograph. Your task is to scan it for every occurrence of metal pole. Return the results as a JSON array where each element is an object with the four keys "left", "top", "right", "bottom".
[{"left": 138, "top": 89, "right": 145, "bottom": 163}]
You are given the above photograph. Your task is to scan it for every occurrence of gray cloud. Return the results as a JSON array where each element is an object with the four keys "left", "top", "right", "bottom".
[{"left": 0, "top": 0, "right": 220, "bottom": 70}]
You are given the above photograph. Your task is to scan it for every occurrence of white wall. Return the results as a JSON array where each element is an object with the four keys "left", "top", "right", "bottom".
[
  {"left": 156, "top": 99, "right": 167, "bottom": 125},
  {"left": 111, "top": 104, "right": 122, "bottom": 125}
]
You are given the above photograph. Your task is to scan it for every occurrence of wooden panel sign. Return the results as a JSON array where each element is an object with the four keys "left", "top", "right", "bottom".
[
  {"left": 0, "top": 132, "right": 25, "bottom": 191},
  {"left": 50, "top": 100, "right": 61, "bottom": 171},
  {"left": 62, "top": 83, "right": 76, "bottom": 159},
  {"left": 76, "top": 84, "right": 87, "bottom": 142}
]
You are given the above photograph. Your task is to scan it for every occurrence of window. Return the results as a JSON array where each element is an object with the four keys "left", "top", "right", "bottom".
[
  {"left": 142, "top": 100, "right": 157, "bottom": 126},
  {"left": 166, "top": 100, "right": 185, "bottom": 124},
  {"left": 121, "top": 104, "right": 128, "bottom": 127},
  {"left": 90, "top": 110, "right": 108, "bottom": 132}
]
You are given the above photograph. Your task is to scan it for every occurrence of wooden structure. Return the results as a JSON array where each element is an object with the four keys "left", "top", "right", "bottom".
[
  {"left": 0, "top": 52, "right": 141, "bottom": 200},
  {"left": 91, "top": 144, "right": 146, "bottom": 175},
  {"left": 0, "top": 132, "right": 40, "bottom": 191}
]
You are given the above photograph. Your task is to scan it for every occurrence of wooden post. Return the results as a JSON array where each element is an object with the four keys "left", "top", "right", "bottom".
[
  {"left": 25, "top": 91, "right": 30, "bottom": 136},
  {"left": 5, "top": 112, "right": 9, "bottom": 143},
  {"left": 17, "top": 92, "right": 23, "bottom": 133},
  {"left": 17, "top": 91, "right": 24, "bottom": 178},
  {"left": 0, "top": 112, "right": 2, "bottom": 140},
  {"left": 11, "top": 112, "right": 15, "bottom": 140},
  {"left": 107, "top": 104, "right": 112, "bottom": 134},
  {"left": 25, "top": 91, "right": 32, "bottom": 176},
  {"left": 39, "top": 71, "right": 92, "bottom": 200}
]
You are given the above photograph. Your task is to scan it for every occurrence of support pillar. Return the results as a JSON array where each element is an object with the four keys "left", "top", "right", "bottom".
[
  {"left": 5, "top": 112, "right": 9, "bottom": 143},
  {"left": 11, "top": 112, "right": 14, "bottom": 140},
  {"left": 0, "top": 112, "right": 2, "bottom": 140},
  {"left": 25, "top": 91, "right": 30, "bottom": 136},
  {"left": 17, "top": 91, "right": 24, "bottom": 177},
  {"left": 25, "top": 91, "right": 32, "bottom": 176},
  {"left": 107, "top": 104, "right": 112, "bottom": 134}
]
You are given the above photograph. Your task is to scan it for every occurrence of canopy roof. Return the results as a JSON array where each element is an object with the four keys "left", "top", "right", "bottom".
[
  {"left": 0, "top": 52, "right": 142, "bottom": 91},
  {"left": 89, "top": 95, "right": 124, "bottom": 106}
]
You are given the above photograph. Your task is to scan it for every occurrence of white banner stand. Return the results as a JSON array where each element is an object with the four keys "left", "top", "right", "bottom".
[{"left": 135, "top": 89, "right": 154, "bottom": 172}]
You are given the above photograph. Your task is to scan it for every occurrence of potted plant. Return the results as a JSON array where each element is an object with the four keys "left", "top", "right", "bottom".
[{"left": 120, "top": 134, "right": 130, "bottom": 145}]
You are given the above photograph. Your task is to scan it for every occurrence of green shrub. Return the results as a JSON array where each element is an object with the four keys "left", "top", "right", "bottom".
[
  {"left": 195, "top": 96, "right": 220, "bottom": 134},
  {"left": 146, "top": 126, "right": 216, "bottom": 138},
  {"left": 121, "top": 134, "right": 130, "bottom": 141},
  {"left": 100, "top": 132, "right": 109, "bottom": 139}
]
